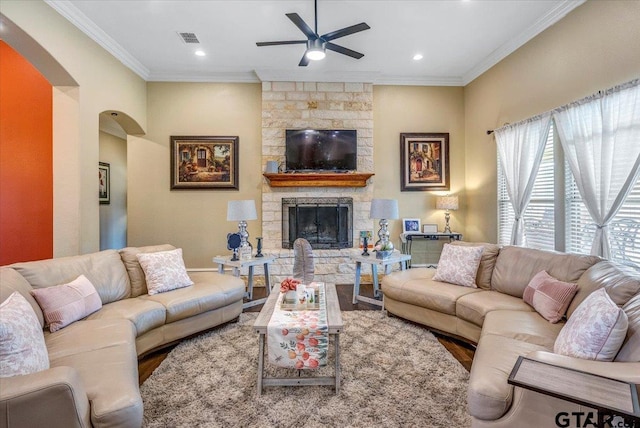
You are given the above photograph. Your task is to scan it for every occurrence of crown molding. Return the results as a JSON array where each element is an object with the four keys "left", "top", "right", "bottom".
[
  {"left": 462, "top": 0, "right": 586, "bottom": 85},
  {"left": 45, "top": 0, "right": 150, "bottom": 80},
  {"left": 374, "top": 75, "right": 464, "bottom": 87},
  {"left": 147, "top": 71, "right": 260, "bottom": 83}
]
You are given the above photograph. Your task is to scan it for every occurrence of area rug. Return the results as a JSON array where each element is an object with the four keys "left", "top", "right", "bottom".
[{"left": 141, "top": 311, "right": 471, "bottom": 427}]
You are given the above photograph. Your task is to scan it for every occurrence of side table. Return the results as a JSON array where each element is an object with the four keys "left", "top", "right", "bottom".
[
  {"left": 350, "top": 252, "right": 411, "bottom": 308},
  {"left": 213, "top": 255, "right": 276, "bottom": 309},
  {"left": 508, "top": 356, "right": 640, "bottom": 427}
]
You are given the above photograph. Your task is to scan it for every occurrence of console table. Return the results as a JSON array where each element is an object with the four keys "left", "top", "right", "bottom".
[
  {"left": 212, "top": 255, "right": 276, "bottom": 309},
  {"left": 400, "top": 232, "right": 462, "bottom": 268},
  {"left": 508, "top": 356, "right": 640, "bottom": 427}
]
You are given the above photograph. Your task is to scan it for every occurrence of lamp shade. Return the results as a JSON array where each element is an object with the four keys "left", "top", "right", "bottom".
[
  {"left": 436, "top": 195, "right": 459, "bottom": 211},
  {"left": 227, "top": 200, "right": 257, "bottom": 221},
  {"left": 370, "top": 199, "right": 399, "bottom": 219}
]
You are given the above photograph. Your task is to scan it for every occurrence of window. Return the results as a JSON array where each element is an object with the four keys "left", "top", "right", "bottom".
[
  {"left": 498, "top": 124, "right": 640, "bottom": 269},
  {"left": 498, "top": 126, "right": 555, "bottom": 250}
]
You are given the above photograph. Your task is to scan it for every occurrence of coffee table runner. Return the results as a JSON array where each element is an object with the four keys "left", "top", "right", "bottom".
[{"left": 267, "top": 284, "right": 329, "bottom": 369}]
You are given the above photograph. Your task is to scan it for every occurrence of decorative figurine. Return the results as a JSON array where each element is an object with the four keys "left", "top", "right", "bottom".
[
  {"left": 255, "top": 237, "right": 264, "bottom": 258},
  {"left": 362, "top": 236, "right": 370, "bottom": 256}
]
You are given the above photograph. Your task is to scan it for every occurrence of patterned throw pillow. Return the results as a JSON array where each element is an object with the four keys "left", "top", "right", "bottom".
[
  {"left": 136, "top": 248, "right": 194, "bottom": 295},
  {"left": 433, "top": 244, "right": 484, "bottom": 288},
  {"left": 0, "top": 292, "right": 50, "bottom": 377},
  {"left": 554, "top": 288, "right": 628, "bottom": 361},
  {"left": 31, "top": 275, "right": 102, "bottom": 333},
  {"left": 523, "top": 271, "right": 579, "bottom": 323}
]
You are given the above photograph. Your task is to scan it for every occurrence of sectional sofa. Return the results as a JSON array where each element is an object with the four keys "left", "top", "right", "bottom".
[
  {"left": 0, "top": 244, "right": 245, "bottom": 428},
  {"left": 382, "top": 242, "right": 640, "bottom": 427}
]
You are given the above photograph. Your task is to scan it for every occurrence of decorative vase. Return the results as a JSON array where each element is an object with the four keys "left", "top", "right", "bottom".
[{"left": 376, "top": 250, "right": 393, "bottom": 260}]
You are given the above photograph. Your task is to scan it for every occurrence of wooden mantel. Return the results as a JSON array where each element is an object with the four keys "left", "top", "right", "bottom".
[{"left": 263, "top": 172, "right": 374, "bottom": 188}]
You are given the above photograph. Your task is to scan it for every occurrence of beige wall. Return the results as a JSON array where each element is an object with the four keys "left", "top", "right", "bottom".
[
  {"left": 464, "top": 0, "right": 640, "bottom": 243},
  {"left": 373, "top": 86, "right": 466, "bottom": 240},
  {"left": 1, "top": 0, "right": 147, "bottom": 256},
  {"left": 99, "top": 131, "right": 127, "bottom": 250},
  {"left": 128, "top": 83, "right": 262, "bottom": 267}
]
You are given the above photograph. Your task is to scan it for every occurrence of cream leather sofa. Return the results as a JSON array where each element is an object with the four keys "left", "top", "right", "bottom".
[
  {"left": 0, "top": 244, "right": 245, "bottom": 428},
  {"left": 382, "top": 243, "right": 640, "bottom": 427}
]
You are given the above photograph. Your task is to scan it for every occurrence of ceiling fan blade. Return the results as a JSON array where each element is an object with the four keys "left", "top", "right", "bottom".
[
  {"left": 325, "top": 42, "right": 364, "bottom": 59},
  {"left": 321, "top": 23, "right": 370, "bottom": 42},
  {"left": 286, "top": 13, "right": 317, "bottom": 39},
  {"left": 298, "top": 53, "right": 310, "bottom": 67},
  {"left": 256, "top": 40, "right": 308, "bottom": 47}
]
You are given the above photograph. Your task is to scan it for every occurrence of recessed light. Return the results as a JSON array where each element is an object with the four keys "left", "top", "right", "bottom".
[
  {"left": 413, "top": 53, "right": 423, "bottom": 61},
  {"left": 195, "top": 50, "right": 206, "bottom": 57}
]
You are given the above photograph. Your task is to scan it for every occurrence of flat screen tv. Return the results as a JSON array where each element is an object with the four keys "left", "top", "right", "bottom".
[{"left": 285, "top": 129, "right": 357, "bottom": 172}]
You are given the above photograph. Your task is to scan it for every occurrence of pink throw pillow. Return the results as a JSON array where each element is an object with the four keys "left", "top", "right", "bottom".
[
  {"left": 554, "top": 288, "right": 628, "bottom": 361},
  {"left": 433, "top": 244, "right": 484, "bottom": 288},
  {"left": 31, "top": 275, "right": 102, "bottom": 332},
  {"left": 523, "top": 271, "right": 578, "bottom": 323}
]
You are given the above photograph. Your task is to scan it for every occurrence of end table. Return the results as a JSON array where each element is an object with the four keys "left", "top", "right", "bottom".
[
  {"left": 213, "top": 255, "right": 276, "bottom": 309},
  {"left": 350, "top": 251, "right": 411, "bottom": 308}
]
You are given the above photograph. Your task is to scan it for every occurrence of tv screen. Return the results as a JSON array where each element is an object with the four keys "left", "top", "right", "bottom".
[{"left": 285, "top": 129, "right": 357, "bottom": 172}]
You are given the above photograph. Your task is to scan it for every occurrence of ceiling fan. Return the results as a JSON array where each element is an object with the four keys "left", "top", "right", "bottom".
[{"left": 256, "top": 0, "right": 370, "bottom": 66}]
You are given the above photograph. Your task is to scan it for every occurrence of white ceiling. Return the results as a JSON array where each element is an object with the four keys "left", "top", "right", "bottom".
[{"left": 46, "top": 0, "right": 585, "bottom": 85}]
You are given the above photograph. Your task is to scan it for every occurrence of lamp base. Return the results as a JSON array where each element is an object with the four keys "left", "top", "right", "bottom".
[{"left": 443, "top": 210, "right": 452, "bottom": 234}]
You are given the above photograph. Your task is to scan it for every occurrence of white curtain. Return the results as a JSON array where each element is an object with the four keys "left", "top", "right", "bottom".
[
  {"left": 554, "top": 80, "right": 640, "bottom": 258},
  {"left": 495, "top": 113, "right": 552, "bottom": 246}
]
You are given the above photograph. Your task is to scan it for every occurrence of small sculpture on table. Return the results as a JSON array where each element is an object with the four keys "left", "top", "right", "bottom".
[
  {"left": 255, "top": 237, "right": 264, "bottom": 258},
  {"left": 361, "top": 236, "right": 370, "bottom": 256}
]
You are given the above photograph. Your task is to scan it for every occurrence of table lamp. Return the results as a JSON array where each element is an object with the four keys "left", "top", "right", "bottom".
[
  {"left": 436, "top": 195, "right": 458, "bottom": 233},
  {"left": 370, "top": 198, "right": 399, "bottom": 250},
  {"left": 227, "top": 200, "right": 258, "bottom": 259}
]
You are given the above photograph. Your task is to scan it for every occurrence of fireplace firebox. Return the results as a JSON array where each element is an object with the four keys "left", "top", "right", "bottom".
[{"left": 282, "top": 197, "right": 353, "bottom": 249}]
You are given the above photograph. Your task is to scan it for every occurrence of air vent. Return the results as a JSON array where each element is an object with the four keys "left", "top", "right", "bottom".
[{"left": 178, "top": 32, "right": 200, "bottom": 44}]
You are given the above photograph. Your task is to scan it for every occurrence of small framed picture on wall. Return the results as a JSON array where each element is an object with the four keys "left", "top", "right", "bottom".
[{"left": 99, "top": 162, "right": 110, "bottom": 204}]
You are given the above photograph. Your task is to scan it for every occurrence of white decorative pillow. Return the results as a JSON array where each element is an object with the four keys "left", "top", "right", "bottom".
[
  {"left": 523, "top": 271, "right": 578, "bottom": 323},
  {"left": 0, "top": 292, "right": 50, "bottom": 377},
  {"left": 433, "top": 244, "right": 484, "bottom": 288},
  {"left": 31, "top": 275, "right": 102, "bottom": 333},
  {"left": 554, "top": 288, "right": 628, "bottom": 361},
  {"left": 136, "top": 248, "right": 193, "bottom": 295}
]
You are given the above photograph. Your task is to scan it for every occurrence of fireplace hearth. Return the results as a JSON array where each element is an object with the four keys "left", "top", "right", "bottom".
[{"left": 282, "top": 197, "right": 353, "bottom": 249}]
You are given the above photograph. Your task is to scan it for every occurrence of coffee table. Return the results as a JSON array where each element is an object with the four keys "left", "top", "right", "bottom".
[{"left": 253, "top": 283, "right": 343, "bottom": 395}]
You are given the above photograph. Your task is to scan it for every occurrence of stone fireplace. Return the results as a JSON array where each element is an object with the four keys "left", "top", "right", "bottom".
[
  {"left": 282, "top": 197, "right": 353, "bottom": 249},
  {"left": 260, "top": 81, "right": 379, "bottom": 284}
]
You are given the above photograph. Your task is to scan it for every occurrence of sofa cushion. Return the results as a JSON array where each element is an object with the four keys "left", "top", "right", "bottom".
[
  {"left": 0, "top": 292, "right": 49, "bottom": 377},
  {"left": 615, "top": 293, "right": 640, "bottom": 362},
  {"left": 568, "top": 260, "right": 640, "bottom": 318},
  {"left": 86, "top": 298, "right": 166, "bottom": 337},
  {"left": 119, "top": 244, "right": 176, "bottom": 297},
  {"left": 523, "top": 271, "right": 578, "bottom": 323},
  {"left": 47, "top": 319, "right": 142, "bottom": 428},
  {"left": 31, "top": 275, "right": 102, "bottom": 332},
  {"left": 481, "top": 310, "right": 564, "bottom": 349},
  {"left": 141, "top": 272, "right": 245, "bottom": 323},
  {"left": 0, "top": 267, "right": 44, "bottom": 327},
  {"left": 433, "top": 244, "right": 484, "bottom": 288},
  {"left": 450, "top": 241, "right": 500, "bottom": 290},
  {"left": 136, "top": 248, "right": 193, "bottom": 295},
  {"left": 554, "top": 288, "right": 628, "bottom": 361},
  {"left": 491, "top": 246, "right": 600, "bottom": 298},
  {"left": 382, "top": 268, "right": 482, "bottom": 315},
  {"left": 11, "top": 250, "right": 131, "bottom": 305},
  {"left": 456, "top": 290, "right": 534, "bottom": 327},
  {"left": 468, "top": 333, "right": 548, "bottom": 420}
]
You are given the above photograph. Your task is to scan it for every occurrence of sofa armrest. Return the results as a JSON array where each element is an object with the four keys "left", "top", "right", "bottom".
[
  {"left": 528, "top": 350, "right": 640, "bottom": 383},
  {"left": 0, "top": 366, "right": 91, "bottom": 428}
]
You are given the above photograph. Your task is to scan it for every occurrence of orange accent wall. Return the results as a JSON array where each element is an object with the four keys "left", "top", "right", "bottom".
[{"left": 0, "top": 41, "right": 53, "bottom": 264}]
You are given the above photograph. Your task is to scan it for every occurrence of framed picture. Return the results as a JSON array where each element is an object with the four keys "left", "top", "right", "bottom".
[
  {"left": 422, "top": 223, "right": 438, "bottom": 233},
  {"left": 402, "top": 218, "right": 421, "bottom": 234},
  {"left": 99, "top": 162, "right": 110, "bottom": 204},
  {"left": 359, "top": 230, "right": 374, "bottom": 249},
  {"left": 170, "top": 136, "right": 239, "bottom": 190},
  {"left": 400, "top": 133, "right": 450, "bottom": 191}
]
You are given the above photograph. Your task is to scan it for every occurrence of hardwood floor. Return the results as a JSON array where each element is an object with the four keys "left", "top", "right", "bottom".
[{"left": 138, "top": 283, "right": 475, "bottom": 384}]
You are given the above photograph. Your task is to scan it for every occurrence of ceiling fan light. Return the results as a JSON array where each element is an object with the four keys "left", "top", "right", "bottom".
[{"left": 306, "top": 48, "right": 326, "bottom": 60}]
